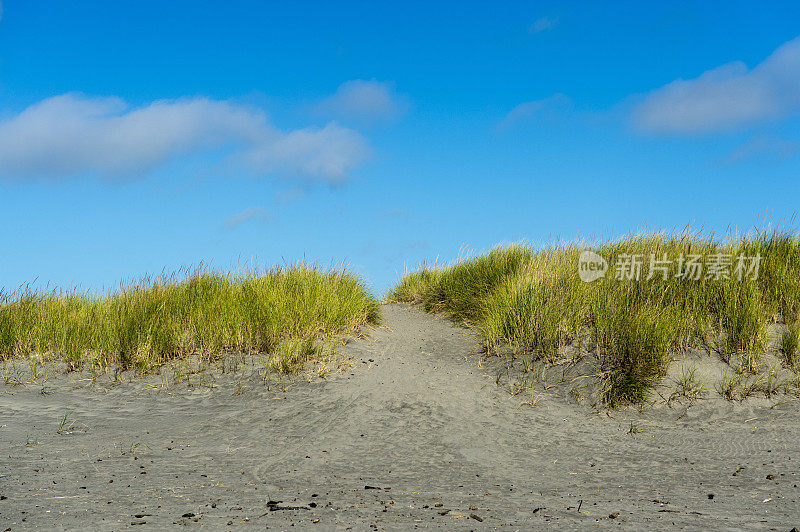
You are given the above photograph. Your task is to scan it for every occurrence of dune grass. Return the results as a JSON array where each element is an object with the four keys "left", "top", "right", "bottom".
[
  {"left": 389, "top": 229, "right": 800, "bottom": 405},
  {"left": 0, "top": 265, "right": 379, "bottom": 375},
  {"left": 781, "top": 322, "right": 800, "bottom": 369}
]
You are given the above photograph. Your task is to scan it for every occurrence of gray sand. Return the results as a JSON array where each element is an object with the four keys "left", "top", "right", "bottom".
[{"left": 1, "top": 303, "right": 799, "bottom": 530}]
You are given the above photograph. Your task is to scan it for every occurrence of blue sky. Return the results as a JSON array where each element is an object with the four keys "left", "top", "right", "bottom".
[{"left": 1, "top": 1, "right": 800, "bottom": 295}]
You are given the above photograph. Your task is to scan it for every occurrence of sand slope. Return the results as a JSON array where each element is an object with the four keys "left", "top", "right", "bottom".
[{"left": 1, "top": 303, "right": 799, "bottom": 530}]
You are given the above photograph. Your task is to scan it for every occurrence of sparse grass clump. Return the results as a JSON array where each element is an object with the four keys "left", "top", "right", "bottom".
[
  {"left": 0, "top": 265, "right": 379, "bottom": 375},
  {"left": 670, "top": 365, "right": 707, "bottom": 402},
  {"left": 391, "top": 228, "right": 800, "bottom": 406}
]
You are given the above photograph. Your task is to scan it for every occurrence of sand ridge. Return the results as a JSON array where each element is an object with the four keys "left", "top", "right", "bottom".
[{"left": 1, "top": 303, "right": 799, "bottom": 529}]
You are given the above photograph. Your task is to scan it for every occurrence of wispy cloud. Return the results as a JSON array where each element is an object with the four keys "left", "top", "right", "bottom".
[
  {"left": 239, "top": 122, "right": 367, "bottom": 182},
  {"left": 275, "top": 187, "right": 307, "bottom": 204},
  {"left": 724, "top": 135, "right": 800, "bottom": 164},
  {"left": 498, "top": 93, "right": 571, "bottom": 130},
  {"left": 0, "top": 1, "right": 4, "bottom": 23},
  {"left": 223, "top": 207, "right": 273, "bottom": 229},
  {"left": 0, "top": 93, "right": 369, "bottom": 181},
  {"left": 316, "top": 80, "right": 408, "bottom": 125},
  {"left": 633, "top": 36, "right": 800, "bottom": 135},
  {"left": 529, "top": 16, "right": 558, "bottom": 34}
]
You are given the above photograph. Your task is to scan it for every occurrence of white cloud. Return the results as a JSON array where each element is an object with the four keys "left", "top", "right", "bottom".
[
  {"left": 241, "top": 122, "right": 368, "bottom": 183},
  {"left": 224, "top": 207, "right": 273, "bottom": 229},
  {"left": 0, "top": 93, "right": 369, "bottom": 181},
  {"left": 633, "top": 36, "right": 800, "bottom": 135},
  {"left": 498, "top": 94, "right": 571, "bottom": 130},
  {"left": 316, "top": 80, "right": 407, "bottom": 125},
  {"left": 529, "top": 16, "right": 557, "bottom": 34}
]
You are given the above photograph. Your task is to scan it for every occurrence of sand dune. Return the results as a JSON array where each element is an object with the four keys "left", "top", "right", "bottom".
[{"left": 1, "top": 304, "right": 799, "bottom": 529}]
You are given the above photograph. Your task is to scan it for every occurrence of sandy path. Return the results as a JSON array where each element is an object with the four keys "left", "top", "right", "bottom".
[{"left": 1, "top": 303, "right": 799, "bottom": 530}]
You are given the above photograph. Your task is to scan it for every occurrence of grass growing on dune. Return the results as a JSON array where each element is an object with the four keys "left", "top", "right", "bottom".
[
  {"left": 389, "top": 229, "right": 800, "bottom": 405},
  {"left": 390, "top": 245, "right": 532, "bottom": 323},
  {"left": 0, "top": 265, "right": 379, "bottom": 375},
  {"left": 781, "top": 322, "right": 800, "bottom": 369}
]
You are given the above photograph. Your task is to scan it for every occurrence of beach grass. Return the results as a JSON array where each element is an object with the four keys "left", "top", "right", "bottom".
[
  {"left": 781, "top": 322, "right": 800, "bottom": 369},
  {"left": 0, "top": 265, "right": 379, "bottom": 374},
  {"left": 389, "top": 229, "right": 800, "bottom": 405}
]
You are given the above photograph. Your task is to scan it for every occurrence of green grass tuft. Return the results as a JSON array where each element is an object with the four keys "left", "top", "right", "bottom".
[
  {"left": 389, "top": 245, "right": 533, "bottom": 324},
  {"left": 0, "top": 265, "right": 379, "bottom": 374},
  {"left": 391, "top": 229, "right": 799, "bottom": 406}
]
